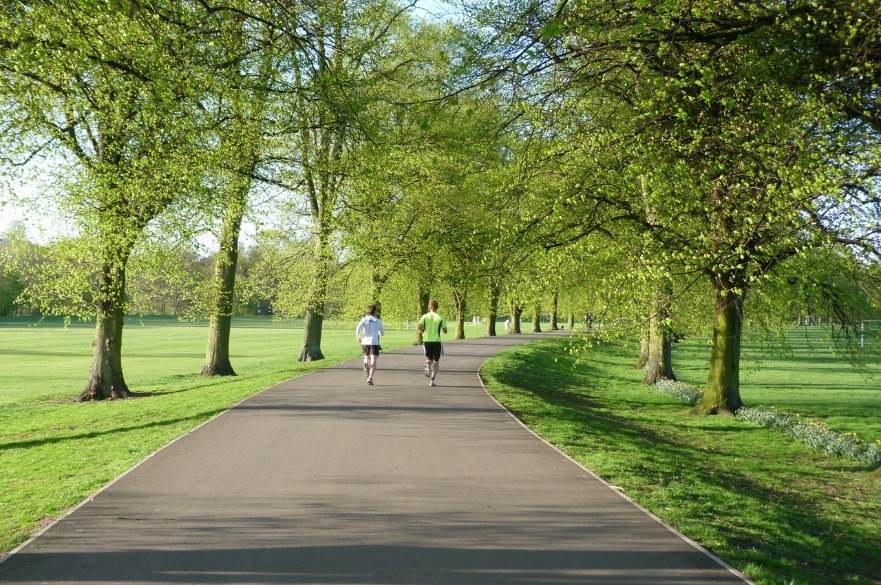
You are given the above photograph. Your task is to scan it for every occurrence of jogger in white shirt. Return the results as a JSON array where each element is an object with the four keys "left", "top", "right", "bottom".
[{"left": 355, "top": 305, "right": 384, "bottom": 385}]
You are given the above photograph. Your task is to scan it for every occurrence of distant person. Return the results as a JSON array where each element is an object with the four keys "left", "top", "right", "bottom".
[
  {"left": 418, "top": 299, "right": 447, "bottom": 387},
  {"left": 356, "top": 305, "right": 384, "bottom": 386},
  {"left": 587, "top": 312, "right": 594, "bottom": 332},
  {"left": 504, "top": 318, "right": 510, "bottom": 332}
]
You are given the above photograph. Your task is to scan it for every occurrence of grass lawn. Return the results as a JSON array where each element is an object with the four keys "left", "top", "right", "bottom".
[
  {"left": 480, "top": 336, "right": 881, "bottom": 585},
  {"left": 674, "top": 328, "right": 881, "bottom": 441},
  {"left": 0, "top": 315, "right": 484, "bottom": 554}
]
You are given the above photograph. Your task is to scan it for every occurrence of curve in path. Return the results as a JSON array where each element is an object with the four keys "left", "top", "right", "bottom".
[{"left": 0, "top": 333, "right": 749, "bottom": 584}]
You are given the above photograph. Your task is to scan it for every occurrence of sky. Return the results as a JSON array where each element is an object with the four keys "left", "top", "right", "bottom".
[{"left": 0, "top": 174, "right": 65, "bottom": 242}]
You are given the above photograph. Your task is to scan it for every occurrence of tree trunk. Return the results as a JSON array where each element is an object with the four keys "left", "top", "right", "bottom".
[
  {"left": 205, "top": 17, "right": 266, "bottom": 375},
  {"left": 635, "top": 326, "right": 650, "bottom": 369},
  {"left": 299, "top": 309, "right": 325, "bottom": 361},
  {"left": 370, "top": 271, "right": 386, "bottom": 316},
  {"left": 643, "top": 281, "right": 676, "bottom": 384},
  {"left": 510, "top": 303, "right": 523, "bottom": 334},
  {"left": 637, "top": 174, "right": 656, "bottom": 372},
  {"left": 417, "top": 287, "right": 429, "bottom": 317},
  {"left": 80, "top": 245, "right": 132, "bottom": 401},
  {"left": 298, "top": 230, "right": 330, "bottom": 362},
  {"left": 487, "top": 283, "right": 500, "bottom": 337},
  {"left": 699, "top": 274, "right": 746, "bottom": 414},
  {"left": 453, "top": 289, "right": 466, "bottom": 340},
  {"left": 415, "top": 286, "right": 430, "bottom": 343},
  {"left": 550, "top": 291, "right": 559, "bottom": 330},
  {"left": 568, "top": 311, "right": 575, "bottom": 330},
  {"left": 642, "top": 313, "right": 676, "bottom": 383},
  {"left": 532, "top": 305, "right": 542, "bottom": 333},
  {"left": 202, "top": 179, "right": 248, "bottom": 376}
]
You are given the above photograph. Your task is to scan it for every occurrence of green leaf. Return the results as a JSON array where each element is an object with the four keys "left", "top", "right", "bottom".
[{"left": 539, "top": 18, "right": 563, "bottom": 40}]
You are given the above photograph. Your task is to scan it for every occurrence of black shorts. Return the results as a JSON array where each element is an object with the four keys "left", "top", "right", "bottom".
[
  {"left": 424, "top": 342, "right": 442, "bottom": 361},
  {"left": 362, "top": 344, "right": 380, "bottom": 356}
]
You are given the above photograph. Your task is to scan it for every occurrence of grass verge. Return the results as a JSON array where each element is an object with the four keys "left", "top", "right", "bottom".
[
  {"left": 479, "top": 338, "right": 881, "bottom": 585},
  {"left": 674, "top": 327, "right": 881, "bottom": 441}
]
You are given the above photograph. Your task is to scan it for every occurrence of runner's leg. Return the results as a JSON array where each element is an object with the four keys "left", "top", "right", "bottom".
[{"left": 368, "top": 349, "right": 377, "bottom": 382}]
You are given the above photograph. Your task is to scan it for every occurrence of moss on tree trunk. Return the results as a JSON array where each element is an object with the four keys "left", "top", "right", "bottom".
[
  {"left": 532, "top": 305, "right": 542, "bottom": 333},
  {"left": 699, "top": 275, "right": 745, "bottom": 414},
  {"left": 550, "top": 291, "right": 559, "bottom": 330}
]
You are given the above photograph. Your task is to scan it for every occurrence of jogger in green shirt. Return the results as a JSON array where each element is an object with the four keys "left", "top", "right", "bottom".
[{"left": 418, "top": 299, "right": 447, "bottom": 387}]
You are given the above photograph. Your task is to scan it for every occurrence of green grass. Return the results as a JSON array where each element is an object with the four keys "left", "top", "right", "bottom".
[
  {"left": 480, "top": 337, "right": 881, "bottom": 585},
  {"left": 0, "top": 315, "right": 483, "bottom": 554},
  {"left": 674, "top": 328, "right": 881, "bottom": 442}
]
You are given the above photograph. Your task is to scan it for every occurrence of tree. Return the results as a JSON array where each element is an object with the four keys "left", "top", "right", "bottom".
[
  {"left": 127, "top": 239, "right": 209, "bottom": 318},
  {"left": 203, "top": 16, "right": 276, "bottom": 376},
  {"left": 0, "top": 225, "right": 26, "bottom": 315},
  {"left": 484, "top": 0, "right": 881, "bottom": 412},
  {"left": 279, "top": 0, "right": 413, "bottom": 361},
  {"left": 1, "top": 1, "right": 215, "bottom": 400}
]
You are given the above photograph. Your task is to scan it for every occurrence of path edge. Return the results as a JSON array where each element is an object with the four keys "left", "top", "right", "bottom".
[{"left": 475, "top": 343, "right": 755, "bottom": 585}]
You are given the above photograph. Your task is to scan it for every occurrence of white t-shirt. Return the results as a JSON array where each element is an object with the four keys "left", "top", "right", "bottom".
[{"left": 356, "top": 315, "right": 384, "bottom": 346}]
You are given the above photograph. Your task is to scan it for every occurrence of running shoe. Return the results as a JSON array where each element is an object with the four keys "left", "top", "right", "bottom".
[
  {"left": 424, "top": 364, "right": 430, "bottom": 377},
  {"left": 367, "top": 378, "right": 374, "bottom": 385},
  {"left": 429, "top": 378, "right": 436, "bottom": 387}
]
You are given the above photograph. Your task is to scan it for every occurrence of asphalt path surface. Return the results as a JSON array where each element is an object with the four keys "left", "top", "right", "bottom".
[{"left": 1, "top": 333, "right": 749, "bottom": 584}]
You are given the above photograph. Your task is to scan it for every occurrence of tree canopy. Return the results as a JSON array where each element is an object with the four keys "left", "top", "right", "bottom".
[{"left": 0, "top": 0, "right": 878, "bottom": 405}]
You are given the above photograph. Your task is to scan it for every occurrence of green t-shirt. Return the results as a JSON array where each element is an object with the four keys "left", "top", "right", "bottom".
[{"left": 419, "top": 312, "right": 447, "bottom": 342}]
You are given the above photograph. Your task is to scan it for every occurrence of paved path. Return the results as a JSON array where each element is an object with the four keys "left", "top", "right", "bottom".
[{"left": 1, "top": 333, "right": 747, "bottom": 584}]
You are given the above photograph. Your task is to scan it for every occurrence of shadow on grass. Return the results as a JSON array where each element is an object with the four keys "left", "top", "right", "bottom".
[
  {"left": 0, "top": 409, "right": 227, "bottom": 452},
  {"left": 484, "top": 339, "right": 881, "bottom": 585}
]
